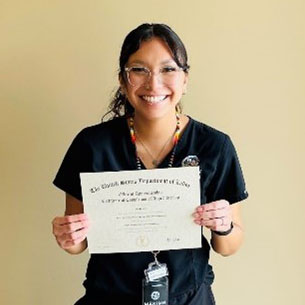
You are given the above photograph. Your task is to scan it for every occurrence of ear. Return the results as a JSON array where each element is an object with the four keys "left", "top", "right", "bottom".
[
  {"left": 118, "top": 75, "right": 126, "bottom": 95},
  {"left": 182, "top": 72, "right": 189, "bottom": 94}
]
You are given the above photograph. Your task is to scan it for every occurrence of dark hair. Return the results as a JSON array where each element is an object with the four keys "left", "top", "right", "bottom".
[{"left": 102, "top": 23, "right": 190, "bottom": 121}]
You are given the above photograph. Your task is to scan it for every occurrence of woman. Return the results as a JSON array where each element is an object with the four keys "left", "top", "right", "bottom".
[{"left": 52, "top": 23, "right": 248, "bottom": 305}]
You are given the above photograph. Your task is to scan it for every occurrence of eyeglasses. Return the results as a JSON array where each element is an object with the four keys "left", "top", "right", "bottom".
[{"left": 124, "top": 65, "right": 184, "bottom": 87}]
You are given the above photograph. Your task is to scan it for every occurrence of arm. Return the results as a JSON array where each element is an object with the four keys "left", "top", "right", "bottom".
[
  {"left": 52, "top": 193, "right": 89, "bottom": 255},
  {"left": 210, "top": 202, "right": 244, "bottom": 256}
]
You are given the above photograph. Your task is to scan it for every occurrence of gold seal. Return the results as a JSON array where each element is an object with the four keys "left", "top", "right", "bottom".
[{"left": 136, "top": 235, "right": 149, "bottom": 247}]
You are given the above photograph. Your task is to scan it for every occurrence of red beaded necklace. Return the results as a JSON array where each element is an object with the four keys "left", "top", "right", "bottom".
[{"left": 128, "top": 113, "right": 181, "bottom": 169}]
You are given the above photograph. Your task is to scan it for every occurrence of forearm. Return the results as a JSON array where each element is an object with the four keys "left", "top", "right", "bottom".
[{"left": 210, "top": 222, "right": 244, "bottom": 256}]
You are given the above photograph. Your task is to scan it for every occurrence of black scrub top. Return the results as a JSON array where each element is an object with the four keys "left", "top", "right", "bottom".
[{"left": 53, "top": 116, "right": 248, "bottom": 305}]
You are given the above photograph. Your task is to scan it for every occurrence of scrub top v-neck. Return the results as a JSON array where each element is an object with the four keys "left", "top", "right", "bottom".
[{"left": 126, "top": 116, "right": 192, "bottom": 170}]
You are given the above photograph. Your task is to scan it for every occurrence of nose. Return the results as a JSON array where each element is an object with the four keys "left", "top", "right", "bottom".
[{"left": 145, "top": 71, "right": 162, "bottom": 90}]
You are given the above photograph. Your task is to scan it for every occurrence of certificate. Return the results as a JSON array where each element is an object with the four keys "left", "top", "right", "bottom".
[{"left": 80, "top": 167, "right": 201, "bottom": 253}]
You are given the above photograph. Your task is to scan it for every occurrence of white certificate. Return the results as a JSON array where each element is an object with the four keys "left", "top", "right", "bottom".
[{"left": 80, "top": 167, "right": 201, "bottom": 253}]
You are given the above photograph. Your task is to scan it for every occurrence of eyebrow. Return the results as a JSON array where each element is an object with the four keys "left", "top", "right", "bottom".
[{"left": 129, "top": 59, "right": 176, "bottom": 65}]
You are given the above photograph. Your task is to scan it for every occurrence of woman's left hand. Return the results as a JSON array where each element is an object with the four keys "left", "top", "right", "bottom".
[{"left": 193, "top": 200, "right": 232, "bottom": 232}]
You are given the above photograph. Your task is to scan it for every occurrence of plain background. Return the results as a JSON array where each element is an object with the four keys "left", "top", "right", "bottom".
[{"left": 1, "top": 1, "right": 304, "bottom": 304}]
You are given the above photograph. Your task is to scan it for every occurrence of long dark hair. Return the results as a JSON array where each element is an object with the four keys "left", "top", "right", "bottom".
[{"left": 102, "top": 23, "right": 190, "bottom": 121}]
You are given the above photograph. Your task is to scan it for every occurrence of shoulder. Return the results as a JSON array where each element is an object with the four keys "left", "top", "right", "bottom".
[
  {"left": 187, "top": 116, "right": 230, "bottom": 152},
  {"left": 76, "top": 117, "right": 127, "bottom": 144}
]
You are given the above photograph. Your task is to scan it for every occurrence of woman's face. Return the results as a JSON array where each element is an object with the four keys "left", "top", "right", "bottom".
[{"left": 121, "top": 37, "right": 188, "bottom": 121}]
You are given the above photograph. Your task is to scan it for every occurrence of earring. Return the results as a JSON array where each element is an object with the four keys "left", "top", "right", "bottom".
[{"left": 175, "top": 104, "right": 182, "bottom": 114}]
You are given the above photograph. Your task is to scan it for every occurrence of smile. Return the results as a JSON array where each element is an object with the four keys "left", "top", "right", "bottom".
[{"left": 140, "top": 95, "right": 168, "bottom": 103}]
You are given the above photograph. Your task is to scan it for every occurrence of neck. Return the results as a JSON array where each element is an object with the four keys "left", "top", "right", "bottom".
[{"left": 133, "top": 112, "right": 177, "bottom": 141}]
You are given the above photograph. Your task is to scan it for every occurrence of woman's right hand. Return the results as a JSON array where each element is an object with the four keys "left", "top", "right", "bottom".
[{"left": 52, "top": 213, "right": 89, "bottom": 250}]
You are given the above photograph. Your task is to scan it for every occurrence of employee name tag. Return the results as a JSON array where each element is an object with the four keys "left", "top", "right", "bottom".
[
  {"left": 142, "top": 276, "right": 168, "bottom": 305},
  {"left": 142, "top": 259, "right": 169, "bottom": 305}
]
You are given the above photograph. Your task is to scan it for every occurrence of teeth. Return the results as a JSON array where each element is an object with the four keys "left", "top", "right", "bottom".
[{"left": 142, "top": 95, "right": 167, "bottom": 103}]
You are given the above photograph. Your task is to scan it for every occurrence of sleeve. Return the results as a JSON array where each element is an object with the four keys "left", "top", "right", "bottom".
[
  {"left": 53, "top": 129, "right": 92, "bottom": 201},
  {"left": 205, "top": 135, "right": 249, "bottom": 204}
]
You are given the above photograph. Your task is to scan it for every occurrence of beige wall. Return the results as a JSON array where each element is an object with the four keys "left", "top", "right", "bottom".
[{"left": 1, "top": 1, "right": 304, "bottom": 304}]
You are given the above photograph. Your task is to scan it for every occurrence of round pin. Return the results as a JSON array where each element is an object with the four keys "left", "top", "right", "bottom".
[{"left": 181, "top": 155, "right": 200, "bottom": 167}]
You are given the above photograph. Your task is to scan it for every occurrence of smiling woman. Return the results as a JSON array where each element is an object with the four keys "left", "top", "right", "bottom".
[
  {"left": 105, "top": 23, "right": 190, "bottom": 121},
  {"left": 121, "top": 37, "right": 188, "bottom": 123},
  {"left": 52, "top": 23, "right": 248, "bottom": 305}
]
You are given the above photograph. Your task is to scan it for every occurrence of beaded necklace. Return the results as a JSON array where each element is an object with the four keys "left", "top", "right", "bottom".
[{"left": 128, "top": 113, "right": 181, "bottom": 169}]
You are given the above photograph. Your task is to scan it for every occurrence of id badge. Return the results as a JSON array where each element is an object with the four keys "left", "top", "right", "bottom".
[
  {"left": 142, "top": 277, "right": 168, "bottom": 305},
  {"left": 142, "top": 257, "right": 169, "bottom": 305}
]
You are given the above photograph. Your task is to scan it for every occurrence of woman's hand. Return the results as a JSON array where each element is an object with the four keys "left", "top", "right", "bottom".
[
  {"left": 52, "top": 213, "right": 89, "bottom": 250},
  {"left": 193, "top": 200, "right": 232, "bottom": 232}
]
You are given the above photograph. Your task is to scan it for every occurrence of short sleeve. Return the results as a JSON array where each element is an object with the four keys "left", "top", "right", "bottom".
[
  {"left": 53, "top": 129, "right": 92, "bottom": 201},
  {"left": 205, "top": 135, "right": 249, "bottom": 204}
]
